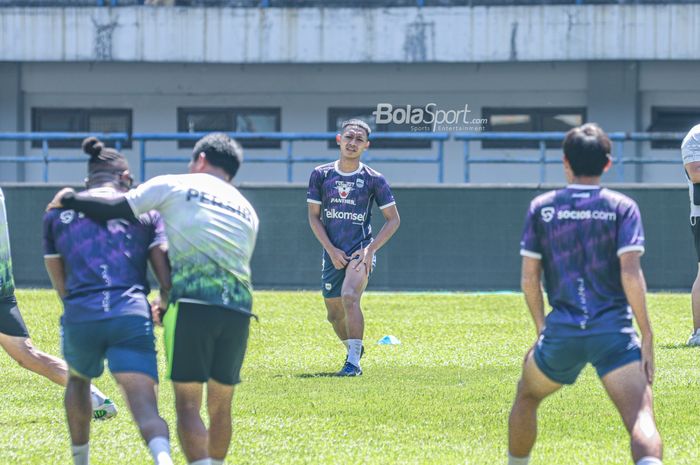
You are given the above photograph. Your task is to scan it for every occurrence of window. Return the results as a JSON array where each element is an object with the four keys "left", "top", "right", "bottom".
[
  {"left": 481, "top": 107, "right": 586, "bottom": 149},
  {"left": 31, "top": 108, "right": 132, "bottom": 149},
  {"left": 327, "top": 107, "right": 432, "bottom": 150},
  {"left": 648, "top": 107, "right": 700, "bottom": 149},
  {"left": 177, "top": 108, "right": 281, "bottom": 149}
]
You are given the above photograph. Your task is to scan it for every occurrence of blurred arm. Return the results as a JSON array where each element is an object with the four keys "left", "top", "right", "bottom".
[
  {"left": 44, "top": 256, "right": 67, "bottom": 299},
  {"left": 521, "top": 256, "right": 545, "bottom": 336}
]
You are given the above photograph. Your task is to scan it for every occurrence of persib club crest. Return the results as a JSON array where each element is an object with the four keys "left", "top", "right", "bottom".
[{"left": 335, "top": 181, "right": 355, "bottom": 199}]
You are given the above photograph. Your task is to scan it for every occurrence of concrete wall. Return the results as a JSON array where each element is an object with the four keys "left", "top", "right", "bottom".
[
  {"left": 2, "top": 184, "right": 695, "bottom": 292},
  {"left": 3, "top": 5, "right": 700, "bottom": 63}
]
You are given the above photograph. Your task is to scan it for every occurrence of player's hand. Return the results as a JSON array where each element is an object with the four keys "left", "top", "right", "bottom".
[
  {"left": 353, "top": 247, "right": 374, "bottom": 276},
  {"left": 640, "top": 336, "right": 655, "bottom": 385},
  {"left": 46, "top": 187, "right": 75, "bottom": 211},
  {"left": 150, "top": 296, "right": 167, "bottom": 326},
  {"left": 328, "top": 247, "right": 350, "bottom": 270}
]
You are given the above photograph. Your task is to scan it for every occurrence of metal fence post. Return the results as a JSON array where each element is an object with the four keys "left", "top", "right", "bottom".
[
  {"left": 286, "top": 140, "right": 294, "bottom": 183},
  {"left": 437, "top": 139, "right": 444, "bottom": 183},
  {"left": 139, "top": 139, "right": 147, "bottom": 182},
  {"left": 539, "top": 139, "right": 546, "bottom": 183},
  {"left": 463, "top": 139, "right": 470, "bottom": 183},
  {"left": 615, "top": 139, "right": 625, "bottom": 182},
  {"left": 42, "top": 139, "right": 49, "bottom": 182}
]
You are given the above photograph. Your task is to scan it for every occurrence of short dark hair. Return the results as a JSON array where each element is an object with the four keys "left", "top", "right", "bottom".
[
  {"left": 562, "top": 123, "right": 611, "bottom": 177},
  {"left": 340, "top": 119, "right": 371, "bottom": 137},
  {"left": 192, "top": 132, "right": 243, "bottom": 179}
]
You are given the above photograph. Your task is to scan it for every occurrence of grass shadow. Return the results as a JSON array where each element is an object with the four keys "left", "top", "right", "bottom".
[
  {"left": 294, "top": 372, "right": 340, "bottom": 378},
  {"left": 660, "top": 343, "right": 694, "bottom": 350}
]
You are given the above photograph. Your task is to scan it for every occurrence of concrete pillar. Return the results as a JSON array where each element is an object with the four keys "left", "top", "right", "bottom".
[{"left": 0, "top": 63, "right": 23, "bottom": 182}]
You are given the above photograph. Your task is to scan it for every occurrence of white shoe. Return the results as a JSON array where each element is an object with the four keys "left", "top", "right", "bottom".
[
  {"left": 91, "top": 393, "right": 118, "bottom": 421},
  {"left": 687, "top": 329, "right": 700, "bottom": 347}
]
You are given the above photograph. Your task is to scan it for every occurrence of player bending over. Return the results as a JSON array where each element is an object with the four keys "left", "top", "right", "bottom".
[
  {"left": 49, "top": 133, "right": 258, "bottom": 465},
  {"left": 0, "top": 190, "right": 115, "bottom": 422},
  {"left": 44, "top": 138, "right": 173, "bottom": 465},
  {"left": 507, "top": 124, "right": 663, "bottom": 465},
  {"left": 307, "top": 119, "right": 400, "bottom": 376}
]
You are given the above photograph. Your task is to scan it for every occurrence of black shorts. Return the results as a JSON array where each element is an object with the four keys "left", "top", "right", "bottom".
[
  {"left": 0, "top": 295, "right": 29, "bottom": 338},
  {"left": 163, "top": 299, "right": 251, "bottom": 385},
  {"left": 692, "top": 217, "right": 700, "bottom": 262}
]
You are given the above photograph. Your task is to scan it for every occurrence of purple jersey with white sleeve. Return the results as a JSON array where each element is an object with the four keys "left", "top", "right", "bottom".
[
  {"left": 519, "top": 185, "right": 645, "bottom": 337},
  {"left": 43, "top": 188, "right": 167, "bottom": 324},
  {"left": 307, "top": 161, "right": 396, "bottom": 255}
]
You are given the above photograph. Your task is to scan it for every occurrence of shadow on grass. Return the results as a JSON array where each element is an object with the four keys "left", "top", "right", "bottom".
[
  {"left": 293, "top": 372, "right": 340, "bottom": 379},
  {"left": 660, "top": 343, "right": 694, "bottom": 350}
]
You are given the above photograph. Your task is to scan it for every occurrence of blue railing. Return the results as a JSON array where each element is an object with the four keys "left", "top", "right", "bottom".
[
  {"left": 0, "top": 131, "right": 685, "bottom": 183},
  {"left": 454, "top": 132, "right": 686, "bottom": 183}
]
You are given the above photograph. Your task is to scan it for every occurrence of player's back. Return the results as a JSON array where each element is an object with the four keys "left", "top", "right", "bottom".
[
  {"left": 43, "top": 188, "right": 163, "bottom": 322},
  {"left": 520, "top": 185, "right": 645, "bottom": 335},
  {"left": 126, "top": 173, "right": 259, "bottom": 313}
]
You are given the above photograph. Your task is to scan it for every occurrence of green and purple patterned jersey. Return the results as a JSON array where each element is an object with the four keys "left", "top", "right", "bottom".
[
  {"left": 0, "top": 189, "right": 15, "bottom": 299},
  {"left": 125, "top": 173, "right": 259, "bottom": 313},
  {"left": 307, "top": 161, "right": 396, "bottom": 255},
  {"left": 43, "top": 188, "right": 166, "bottom": 324},
  {"left": 520, "top": 185, "right": 645, "bottom": 337}
]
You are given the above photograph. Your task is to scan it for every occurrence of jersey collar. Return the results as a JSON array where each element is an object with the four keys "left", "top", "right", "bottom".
[
  {"left": 334, "top": 160, "right": 364, "bottom": 176},
  {"left": 567, "top": 184, "right": 601, "bottom": 190}
]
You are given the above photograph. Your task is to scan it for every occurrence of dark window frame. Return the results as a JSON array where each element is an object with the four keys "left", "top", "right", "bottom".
[
  {"left": 481, "top": 107, "right": 586, "bottom": 149},
  {"left": 177, "top": 107, "right": 281, "bottom": 149},
  {"left": 648, "top": 106, "right": 700, "bottom": 149},
  {"left": 327, "top": 107, "right": 432, "bottom": 150},
  {"left": 31, "top": 108, "right": 132, "bottom": 149}
]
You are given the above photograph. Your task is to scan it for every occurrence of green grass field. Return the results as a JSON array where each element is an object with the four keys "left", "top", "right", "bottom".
[{"left": 0, "top": 290, "right": 698, "bottom": 464}]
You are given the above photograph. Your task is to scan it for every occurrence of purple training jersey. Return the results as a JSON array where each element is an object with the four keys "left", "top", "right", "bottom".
[
  {"left": 43, "top": 188, "right": 167, "bottom": 324},
  {"left": 519, "top": 185, "right": 645, "bottom": 337},
  {"left": 307, "top": 161, "right": 396, "bottom": 255}
]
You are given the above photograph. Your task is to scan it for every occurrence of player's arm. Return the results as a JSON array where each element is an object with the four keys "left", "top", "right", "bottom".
[
  {"left": 354, "top": 204, "right": 400, "bottom": 272},
  {"left": 148, "top": 244, "right": 171, "bottom": 325},
  {"left": 521, "top": 256, "right": 545, "bottom": 336},
  {"left": 685, "top": 161, "right": 700, "bottom": 183},
  {"left": 48, "top": 187, "right": 136, "bottom": 222},
  {"left": 619, "top": 251, "right": 654, "bottom": 384},
  {"left": 307, "top": 203, "right": 349, "bottom": 270},
  {"left": 44, "top": 256, "right": 67, "bottom": 299}
]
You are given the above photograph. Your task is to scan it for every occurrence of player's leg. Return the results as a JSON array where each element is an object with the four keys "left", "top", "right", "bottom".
[
  {"left": 337, "top": 258, "right": 369, "bottom": 375},
  {"left": 324, "top": 297, "right": 348, "bottom": 341},
  {"left": 0, "top": 297, "right": 115, "bottom": 419},
  {"left": 173, "top": 382, "right": 209, "bottom": 463},
  {"left": 207, "top": 309, "right": 250, "bottom": 462},
  {"left": 322, "top": 253, "right": 348, "bottom": 341},
  {"left": 689, "top": 263, "right": 700, "bottom": 345},
  {"left": 508, "top": 348, "right": 562, "bottom": 462},
  {"left": 594, "top": 333, "right": 662, "bottom": 464},
  {"left": 65, "top": 373, "right": 93, "bottom": 465},
  {"left": 108, "top": 316, "right": 173, "bottom": 465},
  {"left": 164, "top": 301, "right": 216, "bottom": 464}
]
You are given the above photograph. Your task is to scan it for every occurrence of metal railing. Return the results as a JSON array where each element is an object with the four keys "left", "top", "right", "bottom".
[
  {"left": 0, "top": 131, "right": 686, "bottom": 183},
  {"left": 455, "top": 131, "right": 686, "bottom": 183},
  {"left": 0, "top": 131, "right": 449, "bottom": 183}
]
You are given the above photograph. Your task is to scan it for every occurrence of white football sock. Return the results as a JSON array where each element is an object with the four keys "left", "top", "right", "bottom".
[
  {"left": 147, "top": 436, "right": 173, "bottom": 465},
  {"left": 341, "top": 340, "right": 350, "bottom": 348},
  {"left": 346, "top": 339, "right": 362, "bottom": 367},
  {"left": 507, "top": 453, "right": 530, "bottom": 465},
  {"left": 189, "top": 459, "right": 211, "bottom": 465},
  {"left": 71, "top": 443, "right": 89, "bottom": 465},
  {"left": 636, "top": 457, "right": 662, "bottom": 465}
]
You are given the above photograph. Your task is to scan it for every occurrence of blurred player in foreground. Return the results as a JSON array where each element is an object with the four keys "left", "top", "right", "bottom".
[
  {"left": 44, "top": 138, "right": 173, "bottom": 465},
  {"left": 507, "top": 124, "right": 662, "bottom": 465},
  {"left": 680, "top": 124, "right": 700, "bottom": 346},
  {"left": 307, "top": 119, "right": 400, "bottom": 376},
  {"left": 49, "top": 133, "right": 258, "bottom": 465},
  {"left": 0, "top": 189, "right": 116, "bottom": 421}
]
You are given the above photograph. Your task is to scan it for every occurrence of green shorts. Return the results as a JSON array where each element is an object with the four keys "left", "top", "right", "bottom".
[{"left": 163, "top": 299, "right": 251, "bottom": 385}]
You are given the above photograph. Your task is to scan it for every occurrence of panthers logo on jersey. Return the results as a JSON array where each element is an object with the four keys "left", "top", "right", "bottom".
[{"left": 335, "top": 181, "right": 355, "bottom": 199}]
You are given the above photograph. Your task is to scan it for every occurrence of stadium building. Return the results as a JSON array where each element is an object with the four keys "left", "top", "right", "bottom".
[{"left": 2, "top": 1, "right": 699, "bottom": 184}]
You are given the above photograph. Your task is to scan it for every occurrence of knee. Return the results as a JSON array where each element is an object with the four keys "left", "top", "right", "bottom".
[
  {"left": 326, "top": 312, "right": 342, "bottom": 325},
  {"left": 341, "top": 289, "right": 360, "bottom": 308},
  {"left": 631, "top": 410, "right": 662, "bottom": 451},
  {"left": 514, "top": 381, "right": 543, "bottom": 407}
]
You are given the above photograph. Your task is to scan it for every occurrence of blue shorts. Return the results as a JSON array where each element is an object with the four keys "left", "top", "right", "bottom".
[
  {"left": 533, "top": 332, "right": 641, "bottom": 385},
  {"left": 62, "top": 316, "right": 158, "bottom": 381},
  {"left": 321, "top": 251, "right": 376, "bottom": 299}
]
